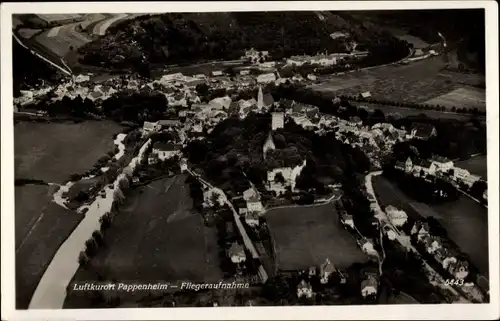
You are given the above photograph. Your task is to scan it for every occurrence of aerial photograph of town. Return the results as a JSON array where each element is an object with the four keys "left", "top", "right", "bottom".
[{"left": 9, "top": 7, "right": 491, "bottom": 311}]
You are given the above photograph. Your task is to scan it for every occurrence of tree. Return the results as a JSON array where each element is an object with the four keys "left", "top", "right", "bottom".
[
  {"left": 92, "top": 230, "right": 105, "bottom": 246},
  {"left": 195, "top": 83, "right": 210, "bottom": 96},
  {"left": 99, "top": 213, "right": 112, "bottom": 231},
  {"left": 85, "top": 238, "right": 98, "bottom": 257},
  {"left": 78, "top": 251, "right": 89, "bottom": 267}
]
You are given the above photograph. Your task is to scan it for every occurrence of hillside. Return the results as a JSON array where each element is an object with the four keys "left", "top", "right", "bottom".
[
  {"left": 352, "top": 9, "right": 486, "bottom": 72},
  {"left": 12, "top": 37, "right": 64, "bottom": 95},
  {"left": 77, "top": 11, "right": 409, "bottom": 73}
]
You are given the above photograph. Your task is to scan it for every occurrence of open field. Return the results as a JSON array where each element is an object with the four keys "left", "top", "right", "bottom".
[
  {"left": 372, "top": 175, "right": 489, "bottom": 277},
  {"left": 16, "top": 199, "right": 82, "bottom": 309},
  {"left": 423, "top": 87, "right": 486, "bottom": 110},
  {"left": 311, "top": 57, "right": 485, "bottom": 106},
  {"left": 455, "top": 155, "right": 487, "bottom": 180},
  {"left": 64, "top": 175, "right": 222, "bottom": 308},
  {"left": 14, "top": 120, "right": 123, "bottom": 183},
  {"left": 356, "top": 102, "right": 483, "bottom": 120},
  {"left": 266, "top": 202, "right": 368, "bottom": 271}
]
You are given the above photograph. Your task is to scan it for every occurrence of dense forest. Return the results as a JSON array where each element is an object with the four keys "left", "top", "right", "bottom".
[
  {"left": 77, "top": 11, "right": 409, "bottom": 73},
  {"left": 359, "top": 9, "right": 486, "bottom": 72}
]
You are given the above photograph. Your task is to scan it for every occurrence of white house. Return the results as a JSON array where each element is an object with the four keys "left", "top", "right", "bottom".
[
  {"left": 361, "top": 275, "right": 378, "bottom": 298},
  {"left": 211, "top": 70, "right": 223, "bottom": 77},
  {"left": 152, "top": 142, "right": 182, "bottom": 161},
  {"left": 228, "top": 243, "right": 246, "bottom": 264},
  {"left": 453, "top": 167, "right": 471, "bottom": 181},
  {"left": 358, "top": 238, "right": 378, "bottom": 257},
  {"left": 385, "top": 206, "right": 408, "bottom": 227},
  {"left": 209, "top": 96, "right": 232, "bottom": 110},
  {"left": 360, "top": 91, "right": 372, "bottom": 99},
  {"left": 272, "top": 112, "right": 284, "bottom": 130},
  {"left": 267, "top": 160, "right": 307, "bottom": 192},
  {"left": 341, "top": 213, "right": 355, "bottom": 230},
  {"left": 307, "top": 74, "right": 317, "bottom": 81},
  {"left": 246, "top": 195, "right": 264, "bottom": 213},
  {"left": 240, "top": 69, "right": 251, "bottom": 76},
  {"left": 143, "top": 121, "right": 160, "bottom": 134},
  {"left": 430, "top": 155, "right": 454, "bottom": 172},
  {"left": 297, "top": 280, "right": 314, "bottom": 299},
  {"left": 461, "top": 174, "right": 481, "bottom": 187},
  {"left": 257, "top": 73, "right": 277, "bottom": 84}
]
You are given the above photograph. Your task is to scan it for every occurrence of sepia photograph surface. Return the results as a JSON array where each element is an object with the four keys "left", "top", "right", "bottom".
[{"left": 1, "top": 1, "right": 499, "bottom": 320}]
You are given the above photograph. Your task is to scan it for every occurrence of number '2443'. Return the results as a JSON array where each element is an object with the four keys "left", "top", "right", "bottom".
[{"left": 445, "top": 279, "right": 464, "bottom": 286}]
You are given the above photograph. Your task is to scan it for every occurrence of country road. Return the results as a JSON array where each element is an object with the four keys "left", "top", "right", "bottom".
[{"left": 28, "top": 138, "right": 151, "bottom": 309}]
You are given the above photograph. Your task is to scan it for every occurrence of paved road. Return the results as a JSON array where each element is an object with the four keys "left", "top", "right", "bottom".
[{"left": 29, "top": 138, "right": 151, "bottom": 309}]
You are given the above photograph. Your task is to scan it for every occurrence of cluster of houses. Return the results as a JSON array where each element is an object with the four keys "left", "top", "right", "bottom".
[
  {"left": 411, "top": 221, "right": 470, "bottom": 280},
  {"left": 296, "top": 258, "right": 378, "bottom": 300},
  {"left": 394, "top": 155, "right": 482, "bottom": 188}
]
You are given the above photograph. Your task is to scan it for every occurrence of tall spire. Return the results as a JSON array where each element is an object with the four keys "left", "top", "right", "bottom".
[{"left": 257, "top": 85, "right": 264, "bottom": 110}]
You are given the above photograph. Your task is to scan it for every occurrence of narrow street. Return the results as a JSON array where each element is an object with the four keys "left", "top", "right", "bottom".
[{"left": 186, "top": 169, "right": 269, "bottom": 283}]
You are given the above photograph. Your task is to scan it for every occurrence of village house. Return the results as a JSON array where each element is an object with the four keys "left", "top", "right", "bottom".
[
  {"left": 412, "top": 159, "right": 436, "bottom": 177},
  {"left": 158, "top": 119, "right": 180, "bottom": 131},
  {"left": 211, "top": 70, "right": 223, "bottom": 77},
  {"left": 430, "top": 155, "right": 454, "bottom": 172},
  {"left": 143, "top": 121, "right": 161, "bottom": 134},
  {"left": 257, "top": 73, "right": 277, "bottom": 84},
  {"left": 209, "top": 96, "right": 232, "bottom": 110},
  {"left": 179, "top": 158, "right": 188, "bottom": 173},
  {"left": 408, "top": 123, "right": 437, "bottom": 140},
  {"left": 461, "top": 174, "right": 482, "bottom": 188},
  {"left": 246, "top": 195, "right": 264, "bottom": 213},
  {"left": 151, "top": 142, "right": 182, "bottom": 161},
  {"left": 357, "top": 237, "right": 378, "bottom": 257},
  {"left": 228, "top": 243, "right": 246, "bottom": 264},
  {"left": 307, "top": 74, "right": 317, "bottom": 81},
  {"left": 385, "top": 206, "right": 408, "bottom": 227},
  {"left": 266, "top": 160, "right": 307, "bottom": 193},
  {"left": 297, "top": 279, "right": 314, "bottom": 299},
  {"left": 271, "top": 112, "right": 284, "bottom": 130},
  {"left": 452, "top": 167, "right": 470, "bottom": 181},
  {"left": 434, "top": 248, "right": 469, "bottom": 279},
  {"left": 244, "top": 211, "right": 260, "bottom": 227},
  {"left": 340, "top": 213, "right": 355, "bottom": 230},
  {"left": 361, "top": 274, "right": 378, "bottom": 299},
  {"left": 240, "top": 69, "right": 251, "bottom": 76},
  {"left": 421, "top": 235, "right": 443, "bottom": 254},
  {"left": 347, "top": 116, "right": 363, "bottom": 127},
  {"left": 359, "top": 91, "right": 372, "bottom": 99},
  {"left": 233, "top": 198, "right": 248, "bottom": 216},
  {"left": 319, "top": 258, "right": 337, "bottom": 284},
  {"left": 411, "top": 221, "right": 431, "bottom": 241}
]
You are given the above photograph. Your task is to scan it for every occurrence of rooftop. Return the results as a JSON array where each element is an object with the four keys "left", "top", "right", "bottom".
[{"left": 152, "top": 142, "right": 182, "bottom": 151}]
